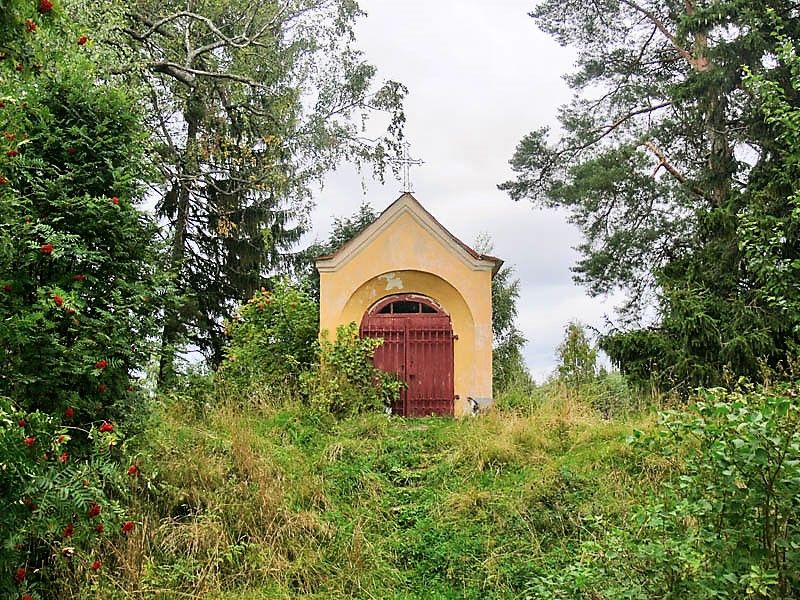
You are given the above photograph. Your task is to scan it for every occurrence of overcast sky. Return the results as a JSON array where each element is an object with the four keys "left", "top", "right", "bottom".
[{"left": 309, "top": 0, "right": 621, "bottom": 382}]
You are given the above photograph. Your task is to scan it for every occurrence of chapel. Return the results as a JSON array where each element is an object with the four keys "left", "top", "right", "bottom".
[{"left": 316, "top": 193, "right": 501, "bottom": 417}]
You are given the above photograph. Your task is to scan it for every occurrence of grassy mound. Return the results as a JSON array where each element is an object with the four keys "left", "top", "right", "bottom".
[{"left": 95, "top": 390, "right": 657, "bottom": 599}]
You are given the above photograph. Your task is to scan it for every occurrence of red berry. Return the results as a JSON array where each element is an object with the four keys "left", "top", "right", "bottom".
[
  {"left": 6, "top": 150, "right": 19, "bottom": 157},
  {"left": 53, "top": 294, "right": 63, "bottom": 307},
  {"left": 72, "top": 273, "right": 85, "bottom": 281},
  {"left": 39, "top": 0, "right": 54, "bottom": 12},
  {"left": 99, "top": 421, "right": 113, "bottom": 433},
  {"left": 111, "top": 196, "right": 120, "bottom": 205},
  {"left": 3, "top": 283, "right": 12, "bottom": 292},
  {"left": 95, "top": 359, "right": 107, "bottom": 369},
  {"left": 87, "top": 501, "right": 101, "bottom": 518},
  {"left": 23, "top": 594, "right": 34, "bottom": 600},
  {"left": 95, "top": 523, "right": 104, "bottom": 533},
  {"left": 18, "top": 418, "right": 26, "bottom": 427},
  {"left": 0, "top": 176, "right": 7, "bottom": 185},
  {"left": 25, "top": 19, "right": 37, "bottom": 33},
  {"left": 91, "top": 559, "right": 102, "bottom": 571},
  {"left": 59, "top": 451, "right": 69, "bottom": 463},
  {"left": 23, "top": 436, "right": 35, "bottom": 447},
  {"left": 77, "top": 35, "right": 88, "bottom": 45},
  {"left": 127, "top": 464, "right": 139, "bottom": 476},
  {"left": 98, "top": 383, "right": 106, "bottom": 393},
  {"left": 63, "top": 522, "right": 74, "bottom": 537},
  {"left": 14, "top": 566, "right": 26, "bottom": 583},
  {"left": 65, "top": 406, "right": 74, "bottom": 418},
  {"left": 121, "top": 520, "right": 134, "bottom": 534},
  {"left": 40, "top": 243, "right": 53, "bottom": 254}
]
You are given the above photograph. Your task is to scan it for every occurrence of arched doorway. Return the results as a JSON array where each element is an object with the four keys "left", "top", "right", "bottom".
[{"left": 360, "top": 294, "right": 455, "bottom": 417}]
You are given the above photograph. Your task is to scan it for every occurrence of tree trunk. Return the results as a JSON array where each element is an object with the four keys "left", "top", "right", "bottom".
[{"left": 158, "top": 91, "right": 201, "bottom": 387}]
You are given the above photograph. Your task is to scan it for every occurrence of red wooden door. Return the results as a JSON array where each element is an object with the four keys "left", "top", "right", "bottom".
[{"left": 360, "top": 294, "right": 454, "bottom": 417}]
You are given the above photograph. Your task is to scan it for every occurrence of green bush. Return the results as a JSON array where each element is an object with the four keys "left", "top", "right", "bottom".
[
  {"left": 0, "top": 396, "right": 137, "bottom": 599},
  {"left": 219, "top": 280, "right": 318, "bottom": 399},
  {"left": 573, "top": 382, "right": 800, "bottom": 599},
  {"left": 0, "top": 5, "right": 165, "bottom": 594},
  {"left": 302, "top": 323, "right": 403, "bottom": 417}
]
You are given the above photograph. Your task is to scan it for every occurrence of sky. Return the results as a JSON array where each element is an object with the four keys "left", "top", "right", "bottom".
[{"left": 309, "top": 0, "right": 621, "bottom": 382}]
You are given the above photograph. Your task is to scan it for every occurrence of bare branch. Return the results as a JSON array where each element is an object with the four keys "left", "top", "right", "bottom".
[
  {"left": 148, "top": 61, "right": 269, "bottom": 88},
  {"left": 618, "top": 0, "right": 711, "bottom": 70},
  {"left": 567, "top": 101, "right": 672, "bottom": 156},
  {"left": 644, "top": 141, "right": 706, "bottom": 197}
]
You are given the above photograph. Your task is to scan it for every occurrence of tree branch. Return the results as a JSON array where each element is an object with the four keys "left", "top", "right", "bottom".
[
  {"left": 618, "top": 0, "right": 710, "bottom": 70},
  {"left": 644, "top": 141, "right": 706, "bottom": 197}
]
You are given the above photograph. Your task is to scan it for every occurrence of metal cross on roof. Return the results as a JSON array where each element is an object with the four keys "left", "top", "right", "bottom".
[{"left": 394, "top": 142, "right": 424, "bottom": 193}]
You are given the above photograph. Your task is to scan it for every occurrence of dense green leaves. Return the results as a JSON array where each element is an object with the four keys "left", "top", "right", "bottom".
[
  {"left": 503, "top": 0, "right": 800, "bottom": 389},
  {"left": 119, "top": 0, "right": 406, "bottom": 376},
  {"left": 0, "top": 2, "right": 165, "bottom": 593},
  {"left": 219, "top": 280, "right": 319, "bottom": 397}
]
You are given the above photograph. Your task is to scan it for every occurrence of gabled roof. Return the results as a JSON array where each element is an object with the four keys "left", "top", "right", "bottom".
[{"left": 315, "top": 193, "right": 503, "bottom": 276}]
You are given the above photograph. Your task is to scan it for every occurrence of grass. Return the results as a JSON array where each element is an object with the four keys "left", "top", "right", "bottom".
[{"left": 92, "top": 387, "right": 660, "bottom": 599}]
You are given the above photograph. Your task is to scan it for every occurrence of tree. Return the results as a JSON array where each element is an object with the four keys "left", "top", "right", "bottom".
[
  {"left": 501, "top": 1, "right": 800, "bottom": 389},
  {"left": 117, "top": 1, "right": 406, "bottom": 382},
  {"left": 298, "top": 201, "right": 378, "bottom": 300},
  {"left": 0, "top": 0, "right": 165, "bottom": 592},
  {"left": 555, "top": 322, "right": 597, "bottom": 389},
  {"left": 474, "top": 234, "right": 534, "bottom": 394},
  {"left": 738, "top": 34, "right": 800, "bottom": 355},
  {"left": 0, "top": 0, "right": 164, "bottom": 437}
]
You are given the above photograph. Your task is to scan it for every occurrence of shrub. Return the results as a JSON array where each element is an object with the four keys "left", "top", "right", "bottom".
[
  {"left": 0, "top": 396, "right": 136, "bottom": 598},
  {"left": 0, "top": 5, "right": 164, "bottom": 594},
  {"left": 619, "top": 382, "right": 800, "bottom": 598},
  {"left": 219, "top": 280, "right": 318, "bottom": 399},
  {"left": 0, "top": 28, "right": 165, "bottom": 433},
  {"left": 302, "top": 323, "right": 403, "bottom": 417}
]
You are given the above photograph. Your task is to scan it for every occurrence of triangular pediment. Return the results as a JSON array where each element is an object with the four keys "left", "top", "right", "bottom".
[{"left": 315, "top": 193, "right": 502, "bottom": 275}]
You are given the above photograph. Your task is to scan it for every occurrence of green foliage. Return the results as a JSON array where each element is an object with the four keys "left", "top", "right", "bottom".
[
  {"left": 302, "top": 323, "right": 403, "bottom": 417},
  {"left": 514, "top": 382, "right": 800, "bottom": 599},
  {"left": 739, "top": 33, "right": 800, "bottom": 354},
  {"left": 590, "top": 383, "right": 800, "bottom": 598},
  {"left": 219, "top": 280, "right": 318, "bottom": 398},
  {"left": 555, "top": 322, "right": 597, "bottom": 389},
  {"left": 119, "top": 1, "right": 406, "bottom": 375},
  {"left": 0, "top": 396, "right": 135, "bottom": 598},
  {"left": 0, "top": 2, "right": 166, "bottom": 428},
  {"left": 0, "top": 4, "right": 164, "bottom": 594},
  {"left": 501, "top": 1, "right": 800, "bottom": 390}
]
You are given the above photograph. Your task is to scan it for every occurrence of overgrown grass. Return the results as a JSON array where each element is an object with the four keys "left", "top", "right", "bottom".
[{"left": 84, "top": 384, "right": 660, "bottom": 599}]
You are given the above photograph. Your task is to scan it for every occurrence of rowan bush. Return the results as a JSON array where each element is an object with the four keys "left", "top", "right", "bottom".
[{"left": 0, "top": 2, "right": 164, "bottom": 594}]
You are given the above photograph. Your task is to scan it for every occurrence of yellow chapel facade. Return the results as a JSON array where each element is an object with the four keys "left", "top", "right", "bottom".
[{"left": 315, "top": 193, "right": 501, "bottom": 417}]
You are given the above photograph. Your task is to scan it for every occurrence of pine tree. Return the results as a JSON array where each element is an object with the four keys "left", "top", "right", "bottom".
[{"left": 501, "top": 1, "right": 800, "bottom": 388}]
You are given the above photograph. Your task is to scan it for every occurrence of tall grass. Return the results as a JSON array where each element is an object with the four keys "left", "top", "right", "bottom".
[{"left": 83, "top": 381, "right": 658, "bottom": 599}]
